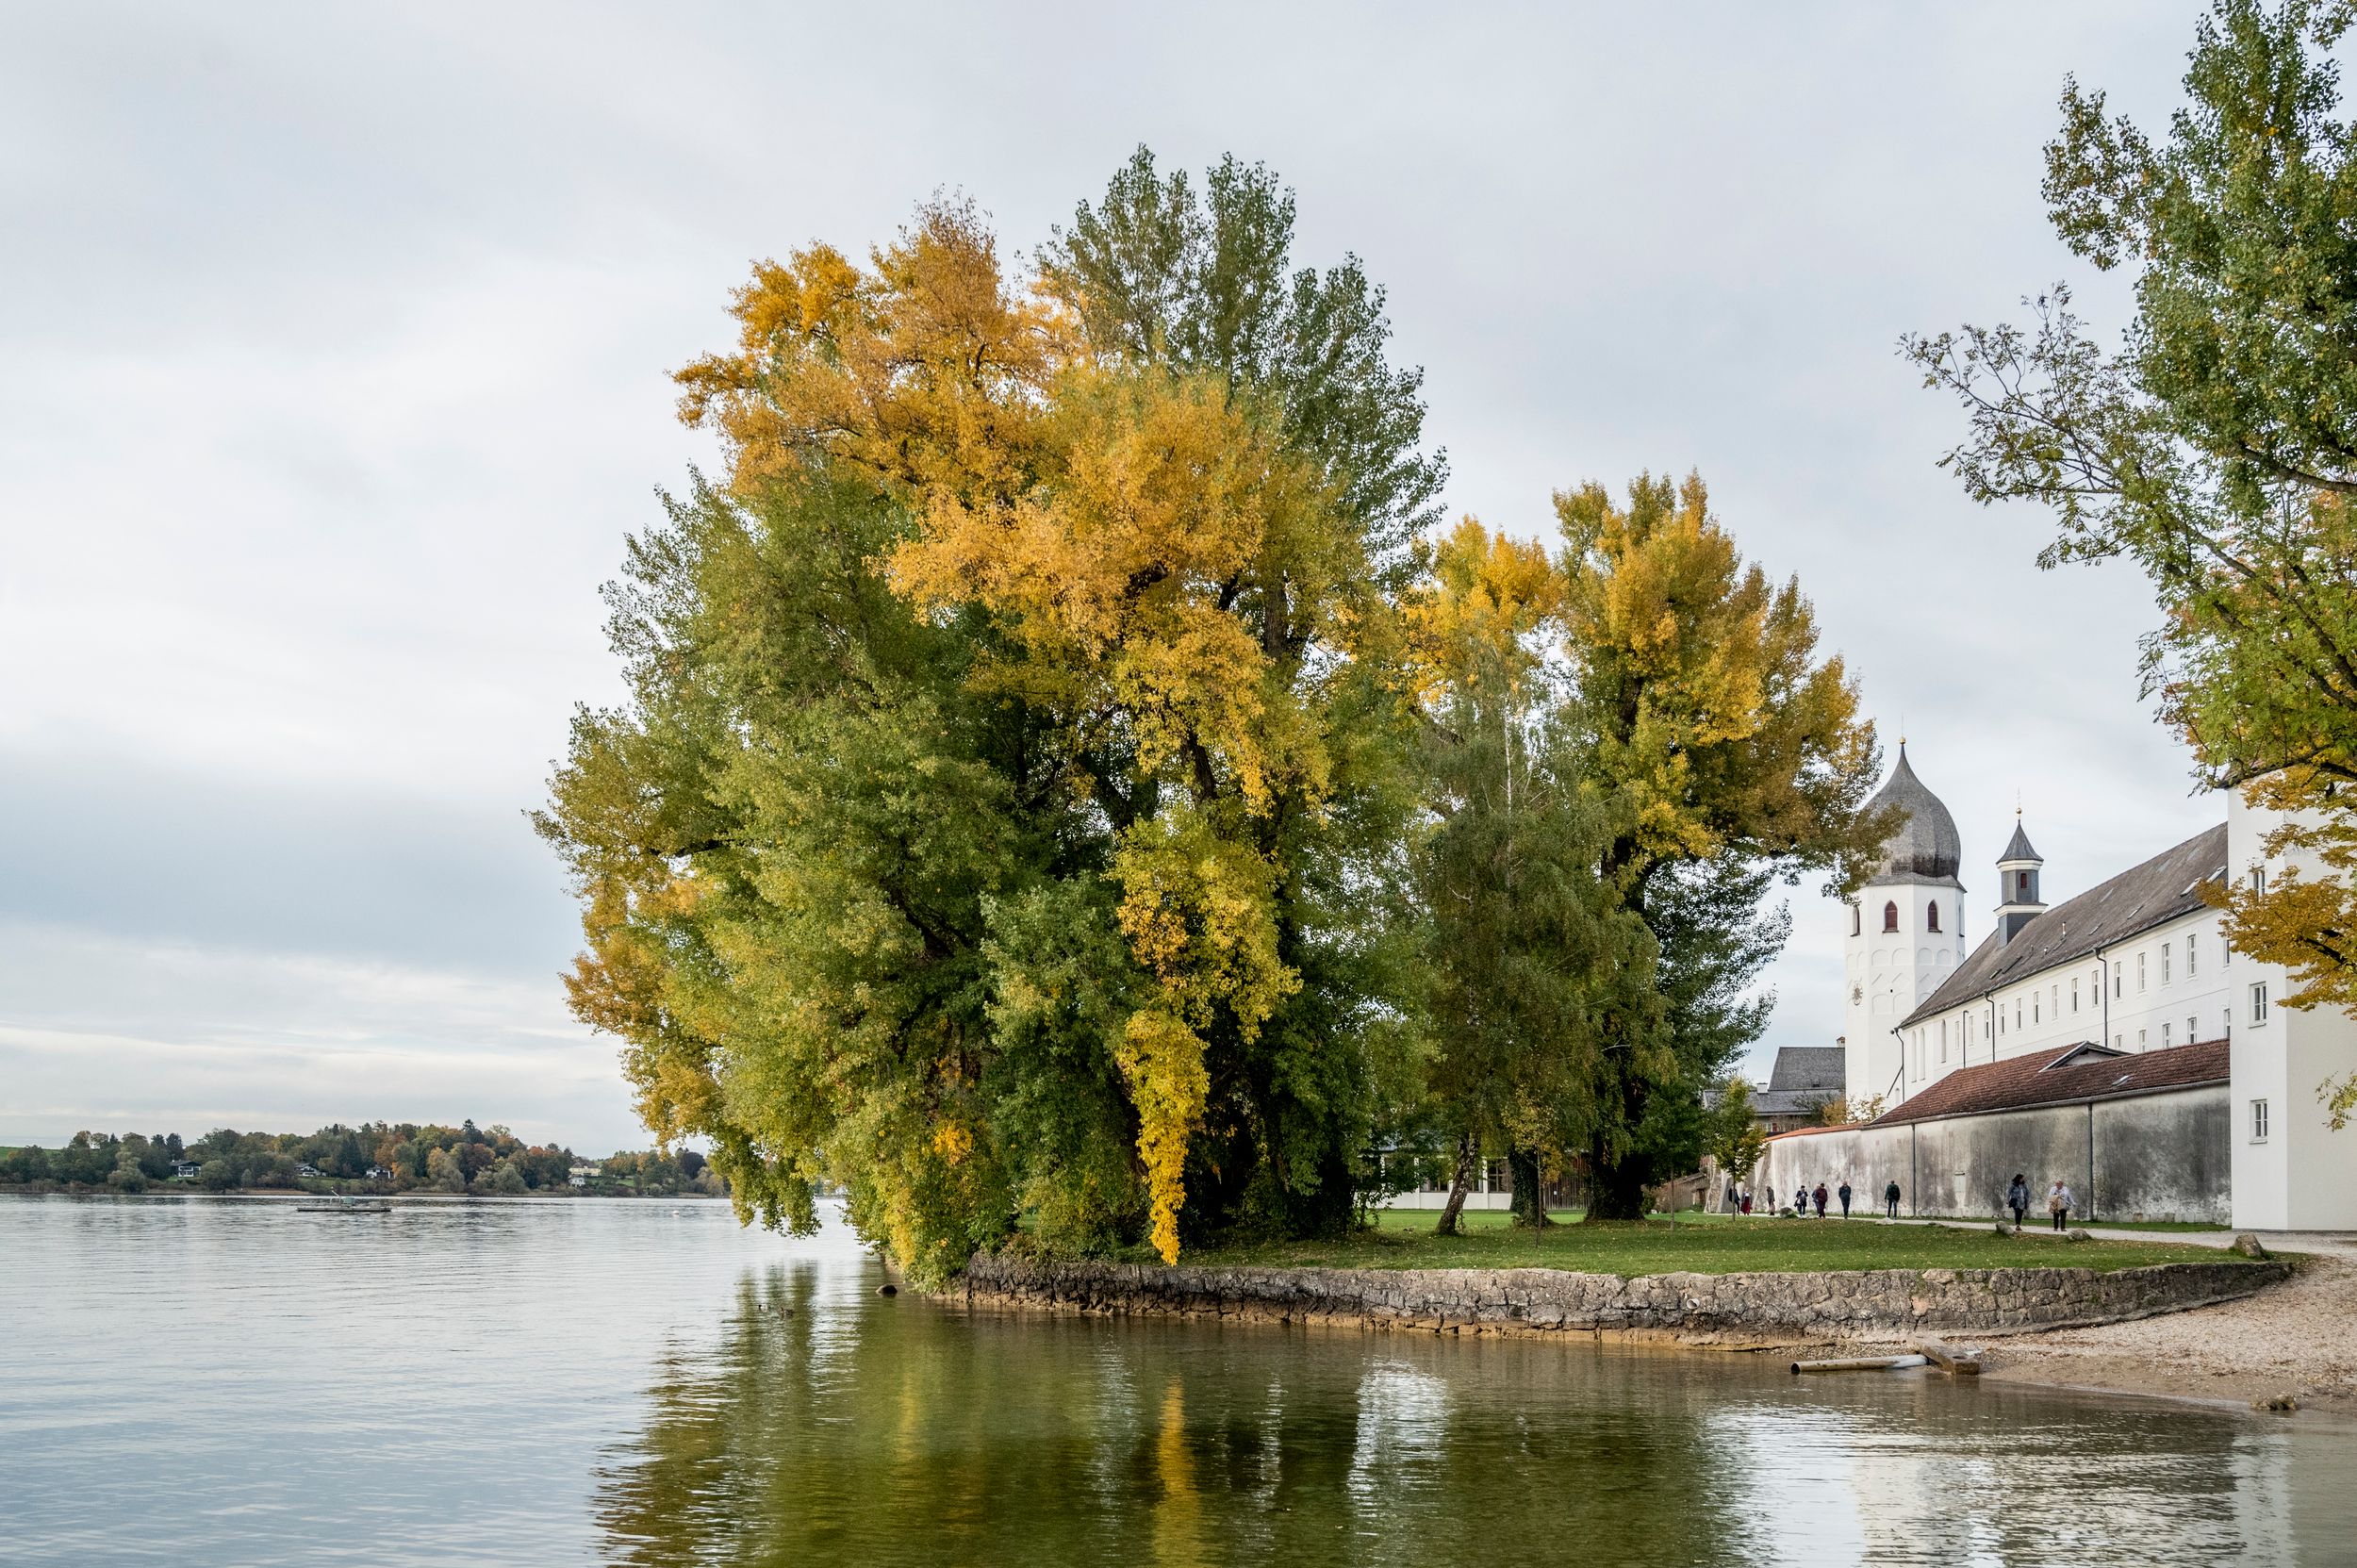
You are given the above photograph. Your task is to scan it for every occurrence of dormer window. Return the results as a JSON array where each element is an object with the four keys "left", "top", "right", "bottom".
[
  {"left": 1926, "top": 900, "right": 1941, "bottom": 933},
  {"left": 1883, "top": 900, "right": 1899, "bottom": 933}
]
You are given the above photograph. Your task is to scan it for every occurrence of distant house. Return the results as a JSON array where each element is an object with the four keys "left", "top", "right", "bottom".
[
  {"left": 171, "top": 1160, "right": 202, "bottom": 1180},
  {"left": 366, "top": 1165, "right": 393, "bottom": 1181},
  {"left": 295, "top": 1164, "right": 323, "bottom": 1180},
  {"left": 569, "top": 1163, "right": 601, "bottom": 1189},
  {"left": 1752, "top": 1046, "right": 1846, "bottom": 1132}
]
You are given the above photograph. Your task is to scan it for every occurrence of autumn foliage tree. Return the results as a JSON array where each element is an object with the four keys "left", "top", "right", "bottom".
[
  {"left": 1554, "top": 474, "right": 1885, "bottom": 1220},
  {"left": 538, "top": 152, "right": 1439, "bottom": 1279}
]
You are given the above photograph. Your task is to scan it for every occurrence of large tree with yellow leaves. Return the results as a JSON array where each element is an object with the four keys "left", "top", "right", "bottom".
[
  {"left": 537, "top": 153, "right": 1440, "bottom": 1278},
  {"left": 1555, "top": 474, "right": 1885, "bottom": 1221}
]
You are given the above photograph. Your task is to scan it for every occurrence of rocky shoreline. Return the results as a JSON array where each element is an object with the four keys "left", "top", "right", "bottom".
[{"left": 949, "top": 1252, "right": 2287, "bottom": 1345}]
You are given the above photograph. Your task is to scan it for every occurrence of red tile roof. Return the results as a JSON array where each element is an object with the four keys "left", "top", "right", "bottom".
[{"left": 1866, "top": 1037, "right": 2231, "bottom": 1126}]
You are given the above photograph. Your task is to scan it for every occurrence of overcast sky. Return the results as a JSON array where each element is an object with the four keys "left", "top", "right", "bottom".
[{"left": 1, "top": 3, "right": 2241, "bottom": 1152}]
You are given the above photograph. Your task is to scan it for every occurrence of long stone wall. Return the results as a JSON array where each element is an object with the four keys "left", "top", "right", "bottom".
[
  {"left": 1752, "top": 1085, "right": 2230, "bottom": 1224},
  {"left": 951, "top": 1253, "right": 2283, "bottom": 1344}
]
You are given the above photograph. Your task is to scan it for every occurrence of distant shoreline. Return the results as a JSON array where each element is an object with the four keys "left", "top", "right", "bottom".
[{"left": 0, "top": 1185, "right": 729, "bottom": 1201}]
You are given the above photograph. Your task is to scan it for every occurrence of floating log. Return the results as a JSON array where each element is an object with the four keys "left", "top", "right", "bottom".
[
  {"left": 1790, "top": 1354, "right": 1929, "bottom": 1375},
  {"left": 1915, "top": 1336, "right": 1984, "bottom": 1376}
]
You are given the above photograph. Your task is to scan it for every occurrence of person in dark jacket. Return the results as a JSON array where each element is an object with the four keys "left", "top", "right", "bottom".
[
  {"left": 1811, "top": 1182, "right": 1829, "bottom": 1218},
  {"left": 1794, "top": 1185, "right": 1808, "bottom": 1216},
  {"left": 1837, "top": 1180, "right": 1854, "bottom": 1218},
  {"left": 2007, "top": 1174, "right": 2030, "bottom": 1228},
  {"left": 1883, "top": 1180, "right": 1901, "bottom": 1219}
]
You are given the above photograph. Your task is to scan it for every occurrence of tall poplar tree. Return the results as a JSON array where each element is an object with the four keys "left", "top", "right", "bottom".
[
  {"left": 1554, "top": 473, "right": 1885, "bottom": 1221},
  {"left": 1407, "top": 520, "right": 1657, "bottom": 1231},
  {"left": 538, "top": 155, "right": 1445, "bottom": 1279}
]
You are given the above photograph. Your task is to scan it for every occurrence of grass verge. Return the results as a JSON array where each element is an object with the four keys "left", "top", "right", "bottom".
[{"left": 1146, "top": 1206, "right": 2240, "bottom": 1278}]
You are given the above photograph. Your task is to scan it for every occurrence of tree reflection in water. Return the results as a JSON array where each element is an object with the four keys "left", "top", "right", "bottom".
[{"left": 596, "top": 1259, "right": 2338, "bottom": 1566}]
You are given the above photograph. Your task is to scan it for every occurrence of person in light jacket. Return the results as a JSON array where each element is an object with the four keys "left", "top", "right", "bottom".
[
  {"left": 2048, "top": 1178, "right": 2073, "bottom": 1231},
  {"left": 2007, "top": 1174, "right": 2030, "bottom": 1228}
]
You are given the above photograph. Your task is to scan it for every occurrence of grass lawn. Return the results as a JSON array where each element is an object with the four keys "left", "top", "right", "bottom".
[{"left": 1147, "top": 1206, "right": 2239, "bottom": 1278}]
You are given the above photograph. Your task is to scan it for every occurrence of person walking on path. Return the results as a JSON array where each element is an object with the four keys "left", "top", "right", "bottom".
[
  {"left": 1739, "top": 1190, "right": 1753, "bottom": 1215},
  {"left": 1794, "top": 1185, "right": 1808, "bottom": 1217},
  {"left": 1812, "top": 1182, "right": 1829, "bottom": 1218},
  {"left": 2007, "top": 1174, "right": 2030, "bottom": 1229},
  {"left": 1884, "top": 1180, "right": 1901, "bottom": 1219},
  {"left": 1837, "top": 1180, "right": 1854, "bottom": 1218},
  {"left": 2048, "top": 1179, "right": 2073, "bottom": 1231}
]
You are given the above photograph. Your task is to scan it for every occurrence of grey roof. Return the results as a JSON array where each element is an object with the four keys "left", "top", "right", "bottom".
[
  {"left": 1900, "top": 822, "right": 2228, "bottom": 1031},
  {"left": 1999, "top": 818, "right": 2042, "bottom": 866},
  {"left": 1865, "top": 745, "right": 1963, "bottom": 888},
  {"left": 1767, "top": 1046, "right": 1846, "bottom": 1095}
]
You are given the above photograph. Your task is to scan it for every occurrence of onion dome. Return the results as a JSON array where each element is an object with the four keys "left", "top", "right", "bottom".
[{"left": 1865, "top": 744, "right": 1963, "bottom": 887}]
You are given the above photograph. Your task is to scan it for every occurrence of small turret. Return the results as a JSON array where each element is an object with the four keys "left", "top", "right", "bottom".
[{"left": 1995, "top": 814, "right": 2045, "bottom": 944}]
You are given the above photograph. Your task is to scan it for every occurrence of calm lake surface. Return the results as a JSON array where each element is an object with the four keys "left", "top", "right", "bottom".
[{"left": 7, "top": 1196, "right": 2354, "bottom": 1565}]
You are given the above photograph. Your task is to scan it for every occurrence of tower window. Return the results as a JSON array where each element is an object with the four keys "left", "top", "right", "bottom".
[
  {"left": 2251, "top": 867, "right": 2267, "bottom": 896},
  {"left": 2251, "top": 1099, "right": 2269, "bottom": 1142},
  {"left": 1926, "top": 900, "right": 1940, "bottom": 933},
  {"left": 1882, "top": 900, "right": 1898, "bottom": 933},
  {"left": 1851, "top": 903, "right": 1861, "bottom": 937},
  {"left": 2251, "top": 982, "right": 2269, "bottom": 1025}
]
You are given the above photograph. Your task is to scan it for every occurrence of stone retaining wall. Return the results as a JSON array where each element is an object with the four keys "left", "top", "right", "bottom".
[{"left": 951, "top": 1254, "right": 2286, "bottom": 1344}]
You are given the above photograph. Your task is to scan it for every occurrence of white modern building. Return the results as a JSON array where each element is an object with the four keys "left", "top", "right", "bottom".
[{"left": 1840, "top": 746, "right": 2357, "bottom": 1232}]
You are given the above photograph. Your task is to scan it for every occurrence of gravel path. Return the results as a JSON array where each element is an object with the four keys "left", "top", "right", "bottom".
[{"left": 1980, "top": 1249, "right": 2357, "bottom": 1413}]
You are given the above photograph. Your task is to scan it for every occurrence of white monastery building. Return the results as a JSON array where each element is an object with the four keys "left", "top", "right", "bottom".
[{"left": 1836, "top": 745, "right": 2357, "bottom": 1232}]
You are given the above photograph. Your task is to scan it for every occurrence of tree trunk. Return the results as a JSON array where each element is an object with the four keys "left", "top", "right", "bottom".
[
  {"left": 1434, "top": 1134, "right": 1476, "bottom": 1236},
  {"left": 1508, "top": 1147, "right": 1553, "bottom": 1228},
  {"left": 1582, "top": 1155, "right": 1649, "bottom": 1223}
]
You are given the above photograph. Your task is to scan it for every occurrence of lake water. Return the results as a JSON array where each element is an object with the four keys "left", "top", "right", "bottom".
[{"left": 7, "top": 1196, "right": 2353, "bottom": 1565}]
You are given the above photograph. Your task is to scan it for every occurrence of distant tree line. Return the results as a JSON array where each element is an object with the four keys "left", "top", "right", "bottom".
[{"left": 0, "top": 1120, "right": 724, "bottom": 1197}]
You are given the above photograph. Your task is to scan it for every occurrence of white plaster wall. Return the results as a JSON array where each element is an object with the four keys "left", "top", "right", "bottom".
[
  {"left": 1844, "top": 881, "right": 1966, "bottom": 1108},
  {"left": 2230, "top": 788, "right": 2357, "bottom": 1230}
]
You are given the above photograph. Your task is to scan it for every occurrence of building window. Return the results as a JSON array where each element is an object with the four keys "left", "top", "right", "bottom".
[
  {"left": 2225, "top": 1008, "right": 2233, "bottom": 1041},
  {"left": 2071, "top": 976, "right": 2080, "bottom": 1013},
  {"left": 2162, "top": 941, "right": 2171, "bottom": 984},
  {"left": 2017, "top": 870, "right": 2032, "bottom": 900},
  {"left": 2187, "top": 1015, "right": 2198, "bottom": 1044},
  {"left": 1939, "top": 1018, "right": 1948, "bottom": 1062},
  {"left": 1927, "top": 900, "right": 1940, "bottom": 933},
  {"left": 2251, "top": 867, "right": 2267, "bottom": 896},
  {"left": 2187, "top": 933, "right": 2198, "bottom": 978},
  {"left": 2033, "top": 994, "right": 2040, "bottom": 1024},
  {"left": 2114, "top": 1034, "right": 2122, "bottom": 1048},
  {"left": 2114, "top": 966, "right": 2122, "bottom": 999},
  {"left": 2137, "top": 951, "right": 2148, "bottom": 992},
  {"left": 2138, "top": 1028, "right": 2148, "bottom": 1047},
  {"left": 1883, "top": 901, "right": 1898, "bottom": 933},
  {"left": 2251, "top": 982, "right": 2269, "bottom": 1025},
  {"left": 2162, "top": 1022, "right": 2171, "bottom": 1047},
  {"left": 2251, "top": 1099, "right": 2270, "bottom": 1143},
  {"left": 1851, "top": 903, "right": 1860, "bottom": 937}
]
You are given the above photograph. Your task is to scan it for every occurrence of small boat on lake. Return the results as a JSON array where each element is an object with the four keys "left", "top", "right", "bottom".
[{"left": 295, "top": 1197, "right": 393, "bottom": 1214}]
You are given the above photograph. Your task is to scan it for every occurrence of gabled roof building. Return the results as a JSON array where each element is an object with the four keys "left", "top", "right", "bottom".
[{"left": 1826, "top": 748, "right": 2357, "bottom": 1232}]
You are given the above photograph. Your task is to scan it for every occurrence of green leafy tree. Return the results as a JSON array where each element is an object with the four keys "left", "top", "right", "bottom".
[
  {"left": 1704, "top": 1079, "right": 1768, "bottom": 1193},
  {"left": 1405, "top": 520, "right": 1658, "bottom": 1232},
  {"left": 1906, "top": 0, "right": 2357, "bottom": 1116}
]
